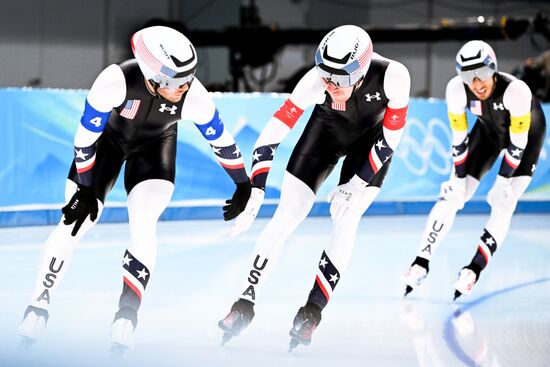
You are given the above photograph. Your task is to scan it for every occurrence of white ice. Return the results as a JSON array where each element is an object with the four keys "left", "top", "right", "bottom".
[{"left": 1, "top": 214, "right": 549, "bottom": 367}]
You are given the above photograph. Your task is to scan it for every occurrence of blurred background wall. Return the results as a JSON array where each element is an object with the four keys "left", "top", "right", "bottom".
[{"left": 0, "top": 0, "right": 548, "bottom": 98}]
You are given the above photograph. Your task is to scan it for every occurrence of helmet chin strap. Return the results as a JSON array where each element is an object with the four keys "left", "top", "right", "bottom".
[
  {"left": 351, "top": 76, "right": 365, "bottom": 94},
  {"left": 489, "top": 73, "right": 498, "bottom": 95},
  {"left": 150, "top": 79, "right": 162, "bottom": 98},
  {"left": 144, "top": 78, "right": 160, "bottom": 98},
  {"left": 146, "top": 79, "right": 174, "bottom": 102}
]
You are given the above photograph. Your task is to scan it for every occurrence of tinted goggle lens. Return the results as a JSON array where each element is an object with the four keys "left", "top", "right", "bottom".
[
  {"left": 458, "top": 66, "right": 495, "bottom": 85},
  {"left": 316, "top": 67, "right": 362, "bottom": 88},
  {"left": 156, "top": 73, "right": 195, "bottom": 90}
]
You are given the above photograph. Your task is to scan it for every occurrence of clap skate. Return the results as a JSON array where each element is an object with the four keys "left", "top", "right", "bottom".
[
  {"left": 403, "top": 258, "right": 430, "bottom": 297},
  {"left": 18, "top": 306, "right": 49, "bottom": 350},
  {"left": 453, "top": 267, "right": 478, "bottom": 300},
  {"left": 110, "top": 307, "right": 137, "bottom": 357},
  {"left": 288, "top": 302, "right": 322, "bottom": 352},
  {"left": 218, "top": 299, "right": 255, "bottom": 346}
]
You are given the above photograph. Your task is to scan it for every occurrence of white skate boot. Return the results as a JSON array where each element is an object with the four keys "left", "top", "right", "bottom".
[
  {"left": 453, "top": 268, "right": 477, "bottom": 300},
  {"left": 18, "top": 306, "right": 49, "bottom": 349},
  {"left": 403, "top": 264, "right": 428, "bottom": 297},
  {"left": 110, "top": 308, "right": 137, "bottom": 356}
]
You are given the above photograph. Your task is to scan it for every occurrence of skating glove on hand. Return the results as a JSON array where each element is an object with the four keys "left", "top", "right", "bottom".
[
  {"left": 439, "top": 176, "right": 467, "bottom": 209},
  {"left": 223, "top": 180, "right": 252, "bottom": 221},
  {"left": 487, "top": 175, "right": 515, "bottom": 211},
  {"left": 228, "top": 187, "right": 265, "bottom": 236},
  {"left": 327, "top": 175, "right": 368, "bottom": 220},
  {"left": 62, "top": 184, "right": 98, "bottom": 236}
]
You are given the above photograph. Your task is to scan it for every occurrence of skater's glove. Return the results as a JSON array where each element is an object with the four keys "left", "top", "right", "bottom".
[
  {"left": 61, "top": 184, "right": 98, "bottom": 236},
  {"left": 223, "top": 180, "right": 252, "bottom": 221},
  {"left": 228, "top": 187, "right": 265, "bottom": 236},
  {"left": 327, "top": 175, "right": 368, "bottom": 220},
  {"left": 439, "top": 176, "right": 466, "bottom": 209},
  {"left": 487, "top": 175, "right": 515, "bottom": 211}
]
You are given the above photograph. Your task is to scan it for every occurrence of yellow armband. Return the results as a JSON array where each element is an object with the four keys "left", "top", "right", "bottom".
[
  {"left": 510, "top": 112, "right": 531, "bottom": 134},
  {"left": 448, "top": 112, "right": 468, "bottom": 132}
]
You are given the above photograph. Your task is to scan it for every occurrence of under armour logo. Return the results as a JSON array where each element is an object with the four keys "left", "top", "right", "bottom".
[
  {"left": 365, "top": 92, "right": 381, "bottom": 102},
  {"left": 159, "top": 104, "right": 178, "bottom": 115},
  {"left": 493, "top": 102, "right": 504, "bottom": 110}
]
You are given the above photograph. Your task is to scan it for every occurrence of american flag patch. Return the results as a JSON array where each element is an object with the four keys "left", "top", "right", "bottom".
[
  {"left": 332, "top": 101, "right": 346, "bottom": 111},
  {"left": 120, "top": 99, "right": 141, "bottom": 119},
  {"left": 470, "top": 100, "right": 482, "bottom": 116}
]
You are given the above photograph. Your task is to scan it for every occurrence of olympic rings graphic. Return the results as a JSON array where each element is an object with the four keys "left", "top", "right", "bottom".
[{"left": 395, "top": 117, "right": 453, "bottom": 176}]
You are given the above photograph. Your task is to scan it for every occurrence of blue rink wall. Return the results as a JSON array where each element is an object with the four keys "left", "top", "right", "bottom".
[{"left": 0, "top": 88, "right": 549, "bottom": 227}]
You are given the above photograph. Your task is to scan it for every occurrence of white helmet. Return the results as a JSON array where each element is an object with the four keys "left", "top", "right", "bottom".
[
  {"left": 455, "top": 40, "right": 497, "bottom": 84},
  {"left": 315, "top": 25, "right": 373, "bottom": 88},
  {"left": 131, "top": 26, "right": 197, "bottom": 89}
]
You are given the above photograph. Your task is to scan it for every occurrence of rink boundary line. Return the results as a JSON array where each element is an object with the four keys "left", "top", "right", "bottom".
[
  {"left": 1, "top": 200, "right": 549, "bottom": 227},
  {"left": 443, "top": 277, "right": 550, "bottom": 367}
]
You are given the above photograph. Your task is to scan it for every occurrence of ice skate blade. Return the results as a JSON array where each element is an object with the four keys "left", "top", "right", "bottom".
[
  {"left": 288, "top": 338, "right": 299, "bottom": 352},
  {"left": 453, "top": 290, "right": 462, "bottom": 301},
  {"left": 404, "top": 285, "right": 413, "bottom": 297},
  {"left": 220, "top": 332, "right": 233, "bottom": 346}
]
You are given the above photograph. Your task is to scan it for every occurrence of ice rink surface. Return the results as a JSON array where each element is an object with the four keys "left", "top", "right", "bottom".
[{"left": 1, "top": 213, "right": 549, "bottom": 367}]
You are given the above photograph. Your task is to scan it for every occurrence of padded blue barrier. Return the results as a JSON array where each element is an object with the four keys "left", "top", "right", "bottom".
[{"left": 1, "top": 88, "right": 548, "bottom": 226}]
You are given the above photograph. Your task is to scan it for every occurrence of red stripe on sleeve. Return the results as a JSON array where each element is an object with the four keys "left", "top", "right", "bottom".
[
  {"left": 220, "top": 162, "right": 245, "bottom": 170},
  {"left": 76, "top": 159, "right": 96, "bottom": 173},
  {"left": 504, "top": 154, "right": 518, "bottom": 169},
  {"left": 454, "top": 154, "right": 468, "bottom": 166},
  {"left": 273, "top": 99, "right": 304, "bottom": 129},
  {"left": 383, "top": 106, "right": 408, "bottom": 130},
  {"left": 368, "top": 150, "right": 380, "bottom": 174},
  {"left": 251, "top": 167, "right": 270, "bottom": 180}
]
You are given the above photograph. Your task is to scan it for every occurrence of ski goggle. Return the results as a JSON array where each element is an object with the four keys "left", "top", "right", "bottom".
[
  {"left": 316, "top": 66, "right": 363, "bottom": 88},
  {"left": 457, "top": 65, "right": 495, "bottom": 85}
]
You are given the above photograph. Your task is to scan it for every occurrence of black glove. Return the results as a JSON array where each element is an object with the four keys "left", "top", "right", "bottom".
[
  {"left": 61, "top": 184, "right": 98, "bottom": 236},
  {"left": 223, "top": 180, "right": 252, "bottom": 221}
]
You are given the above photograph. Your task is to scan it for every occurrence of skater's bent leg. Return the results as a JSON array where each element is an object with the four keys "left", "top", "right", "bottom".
[
  {"left": 414, "top": 175, "right": 479, "bottom": 262},
  {"left": 19, "top": 180, "right": 103, "bottom": 342},
  {"left": 467, "top": 176, "right": 530, "bottom": 276},
  {"left": 238, "top": 171, "right": 315, "bottom": 304},
  {"left": 110, "top": 179, "right": 173, "bottom": 349},
  {"left": 30, "top": 180, "right": 104, "bottom": 310},
  {"left": 116, "top": 179, "right": 174, "bottom": 316},
  {"left": 307, "top": 187, "right": 380, "bottom": 309}
]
